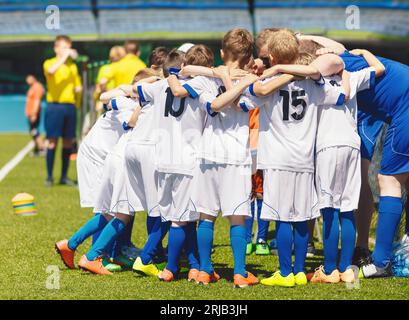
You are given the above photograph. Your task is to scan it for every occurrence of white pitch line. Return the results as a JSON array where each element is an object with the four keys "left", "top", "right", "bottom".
[{"left": 0, "top": 140, "right": 34, "bottom": 182}]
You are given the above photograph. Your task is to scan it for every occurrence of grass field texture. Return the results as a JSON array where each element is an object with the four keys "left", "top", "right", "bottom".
[{"left": 1, "top": 133, "right": 408, "bottom": 300}]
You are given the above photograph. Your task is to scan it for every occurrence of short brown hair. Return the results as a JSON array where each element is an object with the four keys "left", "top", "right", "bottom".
[
  {"left": 162, "top": 49, "right": 185, "bottom": 77},
  {"left": 222, "top": 28, "right": 254, "bottom": 68},
  {"left": 295, "top": 52, "right": 316, "bottom": 65},
  {"left": 185, "top": 44, "right": 214, "bottom": 68},
  {"left": 298, "top": 39, "right": 323, "bottom": 56},
  {"left": 148, "top": 47, "right": 169, "bottom": 68},
  {"left": 124, "top": 40, "right": 140, "bottom": 55},
  {"left": 131, "top": 68, "right": 159, "bottom": 84},
  {"left": 55, "top": 35, "right": 72, "bottom": 45},
  {"left": 255, "top": 28, "right": 281, "bottom": 53},
  {"left": 267, "top": 29, "right": 299, "bottom": 64}
]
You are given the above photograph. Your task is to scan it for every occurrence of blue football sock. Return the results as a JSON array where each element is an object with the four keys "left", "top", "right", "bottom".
[
  {"left": 140, "top": 218, "right": 168, "bottom": 265},
  {"left": 112, "top": 216, "right": 135, "bottom": 257},
  {"left": 245, "top": 200, "right": 255, "bottom": 243},
  {"left": 166, "top": 225, "right": 187, "bottom": 274},
  {"left": 339, "top": 211, "right": 356, "bottom": 272},
  {"left": 68, "top": 213, "right": 109, "bottom": 251},
  {"left": 322, "top": 208, "right": 340, "bottom": 274},
  {"left": 276, "top": 221, "right": 293, "bottom": 277},
  {"left": 256, "top": 198, "right": 269, "bottom": 242},
  {"left": 91, "top": 212, "right": 103, "bottom": 245},
  {"left": 86, "top": 218, "right": 126, "bottom": 261},
  {"left": 61, "top": 147, "right": 71, "bottom": 180},
  {"left": 372, "top": 196, "right": 403, "bottom": 267},
  {"left": 197, "top": 220, "right": 214, "bottom": 274},
  {"left": 146, "top": 216, "right": 157, "bottom": 235},
  {"left": 230, "top": 224, "right": 247, "bottom": 277},
  {"left": 46, "top": 148, "right": 55, "bottom": 180},
  {"left": 184, "top": 222, "right": 200, "bottom": 270},
  {"left": 293, "top": 221, "right": 308, "bottom": 274}
]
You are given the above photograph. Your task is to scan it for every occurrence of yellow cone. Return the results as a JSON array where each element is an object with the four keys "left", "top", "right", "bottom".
[{"left": 12, "top": 193, "right": 37, "bottom": 216}]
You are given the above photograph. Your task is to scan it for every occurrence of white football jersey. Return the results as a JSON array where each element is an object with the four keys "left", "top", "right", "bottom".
[
  {"left": 80, "top": 96, "right": 137, "bottom": 164},
  {"left": 185, "top": 76, "right": 251, "bottom": 165},
  {"left": 136, "top": 78, "right": 206, "bottom": 175},
  {"left": 240, "top": 78, "right": 345, "bottom": 172},
  {"left": 316, "top": 67, "right": 376, "bottom": 152}
]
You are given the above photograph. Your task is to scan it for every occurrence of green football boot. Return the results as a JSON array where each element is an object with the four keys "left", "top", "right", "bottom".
[
  {"left": 102, "top": 257, "right": 123, "bottom": 272},
  {"left": 246, "top": 242, "right": 253, "bottom": 255},
  {"left": 255, "top": 240, "right": 270, "bottom": 255}
]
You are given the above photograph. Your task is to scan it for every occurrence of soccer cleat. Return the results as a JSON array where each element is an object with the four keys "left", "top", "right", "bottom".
[
  {"left": 233, "top": 272, "right": 259, "bottom": 288},
  {"left": 196, "top": 270, "right": 221, "bottom": 285},
  {"left": 112, "top": 254, "right": 134, "bottom": 269},
  {"left": 359, "top": 262, "right": 392, "bottom": 279},
  {"left": 45, "top": 178, "right": 53, "bottom": 187},
  {"left": 294, "top": 272, "right": 308, "bottom": 286},
  {"left": 78, "top": 255, "right": 113, "bottom": 275},
  {"left": 270, "top": 238, "right": 278, "bottom": 255},
  {"left": 158, "top": 268, "right": 175, "bottom": 282},
  {"left": 310, "top": 266, "right": 340, "bottom": 284},
  {"left": 255, "top": 240, "right": 270, "bottom": 255},
  {"left": 340, "top": 268, "right": 356, "bottom": 283},
  {"left": 102, "top": 257, "right": 122, "bottom": 272},
  {"left": 188, "top": 269, "right": 199, "bottom": 282},
  {"left": 132, "top": 257, "right": 160, "bottom": 277},
  {"left": 352, "top": 246, "right": 372, "bottom": 267},
  {"left": 246, "top": 243, "right": 253, "bottom": 255},
  {"left": 59, "top": 178, "right": 78, "bottom": 187},
  {"left": 306, "top": 242, "right": 315, "bottom": 258},
  {"left": 55, "top": 239, "right": 75, "bottom": 269},
  {"left": 261, "top": 271, "right": 295, "bottom": 287}
]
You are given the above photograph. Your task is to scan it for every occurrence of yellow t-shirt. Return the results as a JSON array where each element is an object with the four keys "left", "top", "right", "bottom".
[
  {"left": 43, "top": 57, "right": 81, "bottom": 104},
  {"left": 96, "top": 64, "right": 115, "bottom": 90},
  {"left": 111, "top": 54, "right": 146, "bottom": 85}
]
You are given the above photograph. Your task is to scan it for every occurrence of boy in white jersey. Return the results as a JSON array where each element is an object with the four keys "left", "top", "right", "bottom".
[
  {"left": 167, "top": 29, "right": 263, "bottom": 288},
  {"left": 236, "top": 30, "right": 345, "bottom": 287},
  {"left": 54, "top": 71, "right": 154, "bottom": 275},
  {"left": 310, "top": 50, "right": 385, "bottom": 284},
  {"left": 130, "top": 48, "right": 210, "bottom": 282}
]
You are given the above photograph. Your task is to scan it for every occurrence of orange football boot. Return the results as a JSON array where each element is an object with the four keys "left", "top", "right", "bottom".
[
  {"left": 310, "top": 265, "right": 340, "bottom": 284},
  {"left": 78, "top": 255, "right": 113, "bottom": 275},
  {"left": 196, "top": 270, "right": 221, "bottom": 285},
  {"left": 158, "top": 268, "right": 175, "bottom": 282},
  {"left": 55, "top": 239, "right": 75, "bottom": 269},
  {"left": 233, "top": 272, "right": 259, "bottom": 288},
  {"left": 188, "top": 269, "right": 199, "bottom": 282}
]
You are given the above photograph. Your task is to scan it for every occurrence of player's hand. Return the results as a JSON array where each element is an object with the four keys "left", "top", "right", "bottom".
[
  {"left": 349, "top": 49, "right": 366, "bottom": 56},
  {"left": 69, "top": 49, "right": 78, "bottom": 60},
  {"left": 241, "top": 73, "right": 259, "bottom": 85},
  {"left": 260, "top": 65, "right": 279, "bottom": 80},
  {"left": 229, "top": 68, "right": 249, "bottom": 80},
  {"left": 212, "top": 65, "right": 230, "bottom": 79}
]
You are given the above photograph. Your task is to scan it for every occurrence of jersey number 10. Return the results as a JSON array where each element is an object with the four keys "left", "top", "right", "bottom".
[
  {"left": 164, "top": 87, "right": 186, "bottom": 117},
  {"left": 279, "top": 89, "right": 307, "bottom": 121}
]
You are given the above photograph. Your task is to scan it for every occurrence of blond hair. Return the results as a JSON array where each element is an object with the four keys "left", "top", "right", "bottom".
[
  {"left": 295, "top": 52, "right": 316, "bottom": 65},
  {"left": 185, "top": 44, "right": 214, "bottom": 68},
  {"left": 109, "top": 46, "right": 126, "bottom": 62},
  {"left": 255, "top": 28, "right": 282, "bottom": 53},
  {"left": 131, "top": 68, "right": 158, "bottom": 84},
  {"left": 222, "top": 28, "right": 254, "bottom": 68},
  {"left": 267, "top": 29, "right": 299, "bottom": 64}
]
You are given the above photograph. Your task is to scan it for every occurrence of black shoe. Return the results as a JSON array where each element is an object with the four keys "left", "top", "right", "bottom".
[
  {"left": 45, "top": 178, "right": 53, "bottom": 187},
  {"left": 306, "top": 242, "right": 315, "bottom": 258},
  {"left": 360, "top": 261, "right": 392, "bottom": 279},
  {"left": 353, "top": 246, "right": 372, "bottom": 267},
  {"left": 59, "top": 178, "right": 78, "bottom": 186}
]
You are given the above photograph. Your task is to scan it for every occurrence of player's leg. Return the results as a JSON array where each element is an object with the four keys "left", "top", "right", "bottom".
[
  {"left": 307, "top": 219, "right": 316, "bottom": 258},
  {"left": 245, "top": 197, "right": 255, "bottom": 255},
  {"left": 183, "top": 221, "right": 200, "bottom": 281},
  {"left": 254, "top": 170, "right": 270, "bottom": 255},
  {"left": 292, "top": 221, "right": 308, "bottom": 285},
  {"left": 55, "top": 212, "right": 112, "bottom": 269},
  {"left": 338, "top": 211, "right": 356, "bottom": 282},
  {"left": 60, "top": 103, "right": 76, "bottom": 185}
]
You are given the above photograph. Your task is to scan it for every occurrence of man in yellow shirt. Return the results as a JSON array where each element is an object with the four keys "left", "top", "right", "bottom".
[
  {"left": 43, "top": 35, "right": 82, "bottom": 186},
  {"left": 110, "top": 40, "right": 146, "bottom": 85}
]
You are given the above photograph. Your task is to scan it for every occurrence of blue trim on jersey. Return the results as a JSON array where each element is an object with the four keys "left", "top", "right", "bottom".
[
  {"left": 183, "top": 83, "right": 199, "bottom": 99},
  {"left": 137, "top": 85, "right": 146, "bottom": 103},
  {"left": 111, "top": 99, "right": 118, "bottom": 110},
  {"left": 336, "top": 93, "right": 346, "bottom": 106},
  {"left": 249, "top": 83, "right": 256, "bottom": 96},
  {"left": 239, "top": 102, "right": 249, "bottom": 112},
  {"left": 206, "top": 102, "right": 218, "bottom": 117},
  {"left": 168, "top": 67, "right": 181, "bottom": 77},
  {"left": 369, "top": 70, "right": 376, "bottom": 89},
  {"left": 122, "top": 122, "right": 130, "bottom": 131}
]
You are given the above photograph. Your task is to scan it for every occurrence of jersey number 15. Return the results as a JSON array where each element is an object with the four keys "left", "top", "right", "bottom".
[{"left": 279, "top": 89, "right": 307, "bottom": 121}]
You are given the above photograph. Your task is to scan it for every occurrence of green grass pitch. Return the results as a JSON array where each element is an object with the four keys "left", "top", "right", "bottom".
[{"left": 1, "top": 133, "right": 408, "bottom": 300}]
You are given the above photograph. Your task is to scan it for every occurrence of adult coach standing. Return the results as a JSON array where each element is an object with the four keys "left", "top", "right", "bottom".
[
  {"left": 110, "top": 40, "right": 146, "bottom": 86},
  {"left": 43, "top": 35, "right": 82, "bottom": 186}
]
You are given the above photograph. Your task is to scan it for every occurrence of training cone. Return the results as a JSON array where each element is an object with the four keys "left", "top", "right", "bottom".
[{"left": 12, "top": 193, "right": 37, "bottom": 216}]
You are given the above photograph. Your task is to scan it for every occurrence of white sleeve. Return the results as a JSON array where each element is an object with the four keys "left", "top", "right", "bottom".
[
  {"left": 238, "top": 93, "right": 267, "bottom": 112},
  {"left": 111, "top": 96, "right": 138, "bottom": 112},
  {"left": 182, "top": 76, "right": 209, "bottom": 99},
  {"left": 198, "top": 91, "right": 219, "bottom": 117},
  {"left": 352, "top": 67, "right": 376, "bottom": 93},
  {"left": 136, "top": 80, "right": 163, "bottom": 106},
  {"left": 313, "top": 79, "right": 345, "bottom": 107}
]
